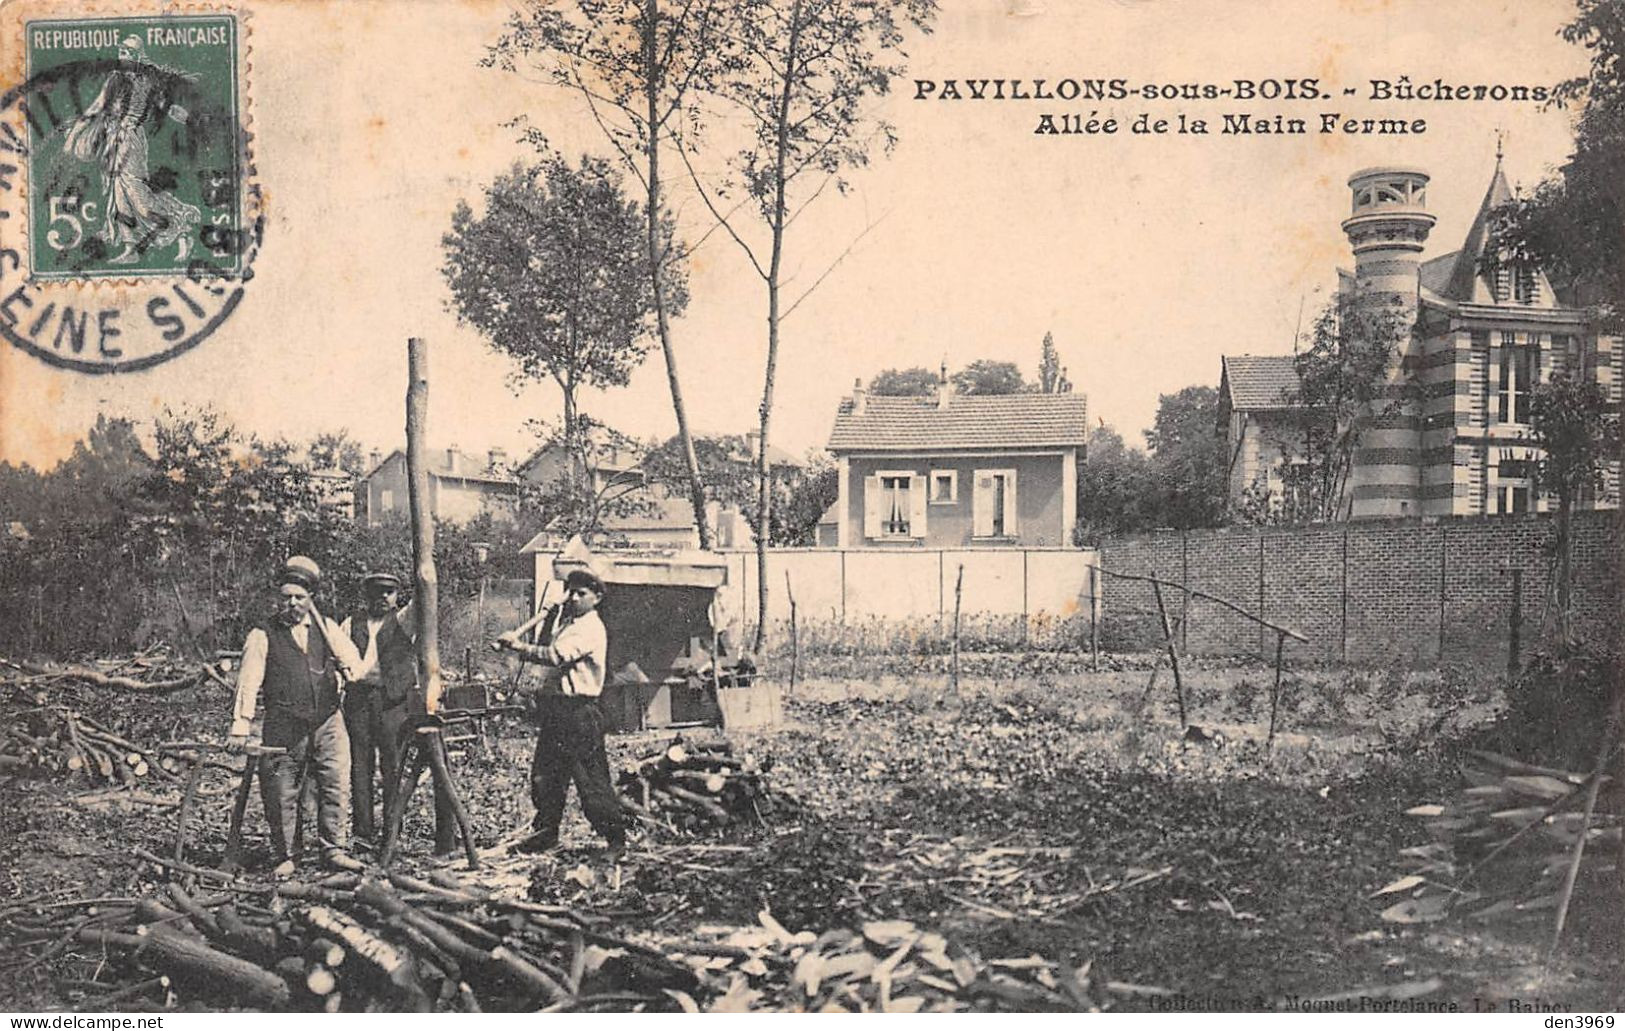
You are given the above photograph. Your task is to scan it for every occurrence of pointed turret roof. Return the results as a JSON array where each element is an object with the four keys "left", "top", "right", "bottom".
[{"left": 1440, "top": 155, "right": 1513, "bottom": 302}]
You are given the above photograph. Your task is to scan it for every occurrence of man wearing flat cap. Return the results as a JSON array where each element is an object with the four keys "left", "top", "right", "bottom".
[
  {"left": 498, "top": 568, "right": 626, "bottom": 857},
  {"left": 338, "top": 573, "right": 454, "bottom": 853},
  {"left": 229, "top": 556, "right": 365, "bottom": 876}
]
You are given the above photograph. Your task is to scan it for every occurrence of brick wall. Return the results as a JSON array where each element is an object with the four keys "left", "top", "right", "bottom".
[{"left": 1100, "top": 510, "right": 1619, "bottom": 666}]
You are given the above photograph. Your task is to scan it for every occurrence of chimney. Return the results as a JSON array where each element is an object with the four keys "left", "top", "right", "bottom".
[
  {"left": 446, "top": 445, "right": 459, "bottom": 470},
  {"left": 746, "top": 429, "right": 761, "bottom": 456},
  {"left": 937, "top": 360, "right": 952, "bottom": 410},
  {"left": 488, "top": 447, "right": 507, "bottom": 472},
  {"left": 367, "top": 448, "right": 381, "bottom": 472},
  {"left": 851, "top": 378, "right": 867, "bottom": 415}
]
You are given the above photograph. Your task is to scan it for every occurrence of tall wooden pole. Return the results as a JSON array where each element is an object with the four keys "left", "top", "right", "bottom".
[{"left": 406, "top": 338, "right": 442, "bottom": 715}]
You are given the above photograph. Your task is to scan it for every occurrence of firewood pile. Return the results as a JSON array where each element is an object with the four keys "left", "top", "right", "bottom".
[
  {"left": 616, "top": 737, "right": 794, "bottom": 835},
  {"left": 1377, "top": 748, "right": 1621, "bottom": 926},
  {"left": 2, "top": 869, "right": 1111, "bottom": 1013},
  {"left": 1, "top": 704, "right": 180, "bottom": 787},
  {"left": 1, "top": 870, "right": 711, "bottom": 1013},
  {"left": 663, "top": 912, "right": 1100, "bottom": 1012}
]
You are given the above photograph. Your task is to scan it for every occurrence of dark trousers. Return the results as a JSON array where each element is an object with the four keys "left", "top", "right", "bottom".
[
  {"left": 529, "top": 696, "right": 624, "bottom": 846},
  {"left": 260, "top": 708, "right": 350, "bottom": 861},
  {"left": 345, "top": 685, "right": 455, "bottom": 852}
]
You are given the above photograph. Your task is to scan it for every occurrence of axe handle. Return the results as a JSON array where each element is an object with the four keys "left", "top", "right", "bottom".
[{"left": 493, "top": 583, "right": 554, "bottom": 651}]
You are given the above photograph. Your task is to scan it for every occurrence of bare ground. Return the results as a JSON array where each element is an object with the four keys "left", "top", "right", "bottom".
[{"left": 2, "top": 659, "right": 1619, "bottom": 1012}]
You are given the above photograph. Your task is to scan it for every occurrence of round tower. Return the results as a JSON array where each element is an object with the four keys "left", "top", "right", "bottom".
[
  {"left": 1339, "top": 167, "right": 1434, "bottom": 519},
  {"left": 1341, "top": 167, "right": 1436, "bottom": 311}
]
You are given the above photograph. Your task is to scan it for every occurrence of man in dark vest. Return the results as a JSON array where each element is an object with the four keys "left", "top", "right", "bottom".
[
  {"left": 228, "top": 556, "right": 365, "bottom": 876},
  {"left": 339, "top": 572, "right": 454, "bottom": 854}
]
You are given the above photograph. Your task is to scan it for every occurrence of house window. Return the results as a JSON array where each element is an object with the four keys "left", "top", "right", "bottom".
[
  {"left": 1498, "top": 333, "right": 1533, "bottom": 424},
  {"left": 880, "top": 475, "right": 911, "bottom": 535},
  {"left": 973, "top": 469, "right": 1018, "bottom": 538},
  {"left": 1514, "top": 265, "right": 1538, "bottom": 305},
  {"left": 1495, "top": 455, "right": 1533, "bottom": 515},
  {"left": 929, "top": 470, "right": 957, "bottom": 504},
  {"left": 379, "top": 488, "right": 395, "bottom": 511}
]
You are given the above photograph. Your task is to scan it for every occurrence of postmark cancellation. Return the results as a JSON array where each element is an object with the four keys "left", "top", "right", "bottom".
[{"left": 0, "top": 3, "right": 258, "bottom": 373}]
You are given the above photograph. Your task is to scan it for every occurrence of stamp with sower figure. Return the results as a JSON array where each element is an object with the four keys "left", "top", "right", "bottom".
[{"left": 0, "top": 7, "right": 258, "bottom": 373}]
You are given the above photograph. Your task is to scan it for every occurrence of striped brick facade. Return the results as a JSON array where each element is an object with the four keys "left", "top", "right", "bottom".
[{"left": 1223, "top": 160, "right": 1620, "bottom": 522}]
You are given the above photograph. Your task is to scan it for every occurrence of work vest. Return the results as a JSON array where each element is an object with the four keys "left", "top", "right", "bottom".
[
  {"left": 349, "top": 614, "right": 416, "bottom": 703},
  {"left": 261, "top": 619, "right": 341, "bottom": 725}
]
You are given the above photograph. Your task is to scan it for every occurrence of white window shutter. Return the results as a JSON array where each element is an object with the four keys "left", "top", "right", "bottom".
[
  {"left": 909, "top": 476, "right": 927, "bottom": 537},
  {"left": 863, "top": 475, "right": 882, "bottom": 539},
  {"left": 1004, "top": 469, "right": 1019, "bottom": 535},
  {"left": 973, "top": 472, "right": 994, "bottom": 537}
]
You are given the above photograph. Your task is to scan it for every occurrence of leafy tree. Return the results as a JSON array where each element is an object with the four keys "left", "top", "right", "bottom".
[
  {"left": 1529, "top": 370, "right": 1620, "bottom": 652},
  {"left": 642, "top": 433, "right": 828, "bottom": 545},
  {"left": 1488, "top": 0, "right": 1625, "bottom": 326},
  {"left": 681, "top": 0, "right": 935, "bottom": 648},
  {"left": 1144, "top": 385, "right": 1227, "bottom": 529},
  {"left": 868, "top": 366, "right": 940, "bottom": 396},
  {"left": 1264, "top": 295, "right": 1411, "bottom": 522},
  {"left": 309, "top": 430, "right": 366, "bottom": 474},
  {"left": 952, "top": 359, "right": 1027, "bottom": 396},
  {"left": 1037, "top": 331, "right": 1072, "bottom": 393},
  {"left": 443, "top": 156, "right": 669, "bottom": 484},
  {"left": 1073, "top": 424, "right": 1155, "bottom": 545},
  {"left": 513, "top": 416, "right": 654, "bottom": 544},
  {"left": 487, "top": 0, "right": 727, "bottom": 548}
]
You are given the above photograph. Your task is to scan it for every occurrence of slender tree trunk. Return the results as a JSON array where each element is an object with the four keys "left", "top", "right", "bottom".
[
  {"left": 752, "top": 0, "right": 803, "bottom": 653},
  {"left": 1556, "top": 492, "right": 1573, "bottom": 656},
  {"left": 643, "top": 3, "right": 712, "bottom": 550},
  {"left": 406, "top": 338, "right": 444, "bottom": 714}
]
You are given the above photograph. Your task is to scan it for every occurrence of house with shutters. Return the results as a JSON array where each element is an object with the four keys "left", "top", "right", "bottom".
[
  {"left": 1219, "top": 157, "right": 1621, "bottom": 520},
  {"left": 823, "top": 378, "right": 1088, "bottom": 548}
]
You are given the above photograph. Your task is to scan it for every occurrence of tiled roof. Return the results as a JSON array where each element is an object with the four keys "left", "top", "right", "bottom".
[
  {"left": 1441, "top": 161, "right": 1513, "bottom": 302},
  {"left": 1220, "top": 355, "right": 1300, "bottom": 410},
  {"left": 826, "top": 393, "right": 1089, "bottom": 452},
  {"left": 361, "top": 449, "right": 516, "bottom": 485},
  {"left": 1418, "top": 252, "right": 1458, "bottom": 297}
]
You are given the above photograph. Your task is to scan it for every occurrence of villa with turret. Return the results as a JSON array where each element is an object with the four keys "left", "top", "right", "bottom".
[{"left": 1220, "top": 158, "right": 1622, "bottom": 520}]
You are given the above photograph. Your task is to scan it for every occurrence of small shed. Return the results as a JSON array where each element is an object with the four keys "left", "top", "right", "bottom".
[{"left": 520, "top": 539, "right": 778, "bottom": 733}]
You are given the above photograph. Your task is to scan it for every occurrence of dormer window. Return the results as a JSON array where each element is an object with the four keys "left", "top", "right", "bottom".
[{"left": 1514, "top": 265, "right": 1538, "bottom": 305}]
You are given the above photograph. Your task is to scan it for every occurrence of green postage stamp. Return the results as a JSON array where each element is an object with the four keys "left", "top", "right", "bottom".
[
  {"left": 0, "top": 6, "right": 254, "bottom": 372},
  {"left": 25, "top": 15, "right": 242, "bottom": 278}
]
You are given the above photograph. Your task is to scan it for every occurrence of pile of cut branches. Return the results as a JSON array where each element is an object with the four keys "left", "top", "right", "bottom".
[
  {"left": 617, "top": 737, "right": 794, "bottom": 835},
  {"left": 1, "top": 705, "right": 179, "bottom": 787},
  {"left": 1, "top": 870, "right": 703, "bottom": 1013},
  {"left": 1377, "top": 748, "right": 1620, "bottom": 930}
]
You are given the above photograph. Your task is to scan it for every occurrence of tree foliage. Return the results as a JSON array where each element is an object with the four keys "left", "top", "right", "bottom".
[
  {"left": 443, "top": 155, "right": 675, "bottom": 477},
  {"left": 1488, "top": 0, "right": 1625, "bottom": 326},
  {"left": 1239, "top": 296, "right": 1410, "bottom": 524},
  {"left": 952, "top": 359, "right": 1026, "bottom": 396},
  {"left": 1144, "top": 385, "right": 1227, "bottom": 530},
  {"left": 868, "top": 366, "right": 939, "bottom": 396},
  {"left": 1529, "top": 369, "right": 1621, "bottom": 650},
  {"left": 0, "top": 411, "right": 524, "bottom": 658},
  {"left": 1073, "top": 424, "right": 1155, "bottom": 545},
  {"left": 486, "top": 0, "right": 723, "bottom": 549},
  {"left": 1037, "top": 331, "right": 1071, "bottom": 393}
]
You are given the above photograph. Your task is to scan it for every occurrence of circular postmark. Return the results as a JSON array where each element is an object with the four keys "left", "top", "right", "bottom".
[{"left": 0, "top": 13, "right": 260, "bottom": 374}]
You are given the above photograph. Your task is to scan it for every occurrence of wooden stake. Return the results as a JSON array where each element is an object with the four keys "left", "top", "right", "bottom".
[
  {"left": 950, "top": 564, "right": 964, "bottom": 696},
  {"left": 1549, "top": 727, "right": 1618, "bottom": 958},
  {"left": 1088, "top": 563, "right": 1099, "bottom": 672},
  {"left": 1151, "top": 575, "right": 1186, "bottom": 726},
  {"left": 1266, "top": 630, "right": 1286, "bottom": 749},
  {"left": 406, "top": 337, "right": 443, "bottom": 715},
  {"left": 784, "top": 570, "right": 799, "bottom": 694}
]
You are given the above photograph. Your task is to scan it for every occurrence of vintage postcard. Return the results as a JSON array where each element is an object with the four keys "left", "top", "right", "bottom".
[{"left": 0, "top": 0, "right": 1619, "bottom": 1018}]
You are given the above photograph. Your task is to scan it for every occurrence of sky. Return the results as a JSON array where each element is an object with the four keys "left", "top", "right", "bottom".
[{"left": 0, "top": 0, "right": 1592, "bottom": 470}]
